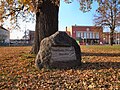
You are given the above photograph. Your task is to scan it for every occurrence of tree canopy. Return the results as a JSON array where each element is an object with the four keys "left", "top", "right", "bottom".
[
  {"left": 0, "top": 0, "right": 36, "bottom": 27},
  {"left": 0, "top": 0, "right": 101, "bottom": 25},
  {"left": 94, "top": 0, "right": 120, "bottom": 45},
  {"left": 94, "top": 0, "right": 120, "bottom": 29}
]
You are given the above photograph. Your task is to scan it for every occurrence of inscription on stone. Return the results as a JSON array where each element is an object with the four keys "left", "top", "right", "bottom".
[{"left": 51, "top": 46, "right": 76, "bottom": 62}]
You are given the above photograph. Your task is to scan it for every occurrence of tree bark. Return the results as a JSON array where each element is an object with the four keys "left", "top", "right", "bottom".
[
  {"left": 110, "top": 29, "right": 114, "bottom": 46},
  {"left": 31, "top": 0, "right": 59, "bottom": 54}
]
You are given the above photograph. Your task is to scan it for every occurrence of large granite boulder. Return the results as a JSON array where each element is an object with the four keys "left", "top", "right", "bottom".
[{"left": 35, "top": 31, "right": 81, "bottom": 69}]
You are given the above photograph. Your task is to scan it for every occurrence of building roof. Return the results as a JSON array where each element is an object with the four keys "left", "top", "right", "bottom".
[
  {"left": 0, "top": 26, "right": 9, "bottom": 31},
  {"left": 71, "top": 25, "right": 102, "bottom": 28}
]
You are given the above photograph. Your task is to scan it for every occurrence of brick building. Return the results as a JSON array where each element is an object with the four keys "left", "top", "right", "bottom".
[
  {"left": 103, "top": 32, "right": 120, "bottom": 44},
  {"left": 66, "top": 25, "right": 103, "bottom": 45},
  {"left": 28, "top": 26, "right": 120, "bottom": 45}
]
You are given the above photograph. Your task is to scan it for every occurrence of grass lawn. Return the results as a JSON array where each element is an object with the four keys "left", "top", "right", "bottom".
[{"left": 0, "top": 45, "right": 120, "bottom": 89}]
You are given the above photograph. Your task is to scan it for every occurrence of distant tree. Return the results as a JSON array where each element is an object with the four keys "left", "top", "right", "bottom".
[
  {"left": 0, "top": 0, "right": 100, "bottom": 54},
  {"left": 94, "top": 0, "right": 120, "bottom": 46}
]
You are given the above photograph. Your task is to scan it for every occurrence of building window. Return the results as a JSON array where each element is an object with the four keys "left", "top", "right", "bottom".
[
  {"left": 86, "top": 28, "right": 90, "bottom": 31},
  {"left": 76, "top": 31, "right": 81, "bottom": 37},
  {"left": 81, "top": 32, "right": 83, "bottom": 38},
  {"left": 90, "top": 32, "right": 93, "bottom": 39},
  {"left": 84, "top": 32, "right": 87, "bottom": 39},
  {"left": 87, "top": 32, "right": 89, "bottom": 39},
  {"left": 93, "top": 32, "right": 95, "bottom": 39},
  {"left": 96, "top": 32, "right": 99, "bottom": 39}
]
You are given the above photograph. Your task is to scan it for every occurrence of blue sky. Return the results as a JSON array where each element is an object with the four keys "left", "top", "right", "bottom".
[
  {"left": 59, "top": 0, "right": 98, "bottom": 31},
  {"left": 9, "top": 1, "right": 99, "bottom": 39}
]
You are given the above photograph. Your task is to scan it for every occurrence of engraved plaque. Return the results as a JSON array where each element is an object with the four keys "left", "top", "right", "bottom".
[{"left": 51, "top": 46, "right": 76, "bottom": 62}]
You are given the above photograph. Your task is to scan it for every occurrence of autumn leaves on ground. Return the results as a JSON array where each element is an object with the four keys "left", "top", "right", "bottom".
[{"left": 0, "top": 45, "right": 120, "bottom": 89}]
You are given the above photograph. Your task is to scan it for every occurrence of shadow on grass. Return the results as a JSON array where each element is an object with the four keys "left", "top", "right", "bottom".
[
  {"left": 77, "top": 62, "right": 120, "bottom": 70},
  {"left": 79, "top": 52, "right": 120, "bottom": 70},
  {"left": 82, "top": 52, "right": 120, "bottom": 57},
  {"left": 50, "top": 62, "right": 120, "bottom": 70}
]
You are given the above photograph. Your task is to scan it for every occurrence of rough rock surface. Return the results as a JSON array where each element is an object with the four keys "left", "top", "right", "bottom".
[{"left": 35, "top": 31, "right": 81, "bottom": 69}]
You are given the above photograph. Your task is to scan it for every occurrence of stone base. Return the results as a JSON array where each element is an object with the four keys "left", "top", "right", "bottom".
[{"left": 49, "top": 60, "right": 81, "bottom": 69}]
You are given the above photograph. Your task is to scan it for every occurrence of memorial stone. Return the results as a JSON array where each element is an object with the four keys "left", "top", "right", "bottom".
[{"left": 35, "top": 31, "right": 81, "bottom": 69}]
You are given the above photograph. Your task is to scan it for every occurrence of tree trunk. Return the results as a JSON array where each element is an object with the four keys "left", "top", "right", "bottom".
[
  {"left": 110, "top": 29, "right": 114, "bottom": 46},
  {"left": 31, "top": 1, "right": 59, "bottom": 54}
]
